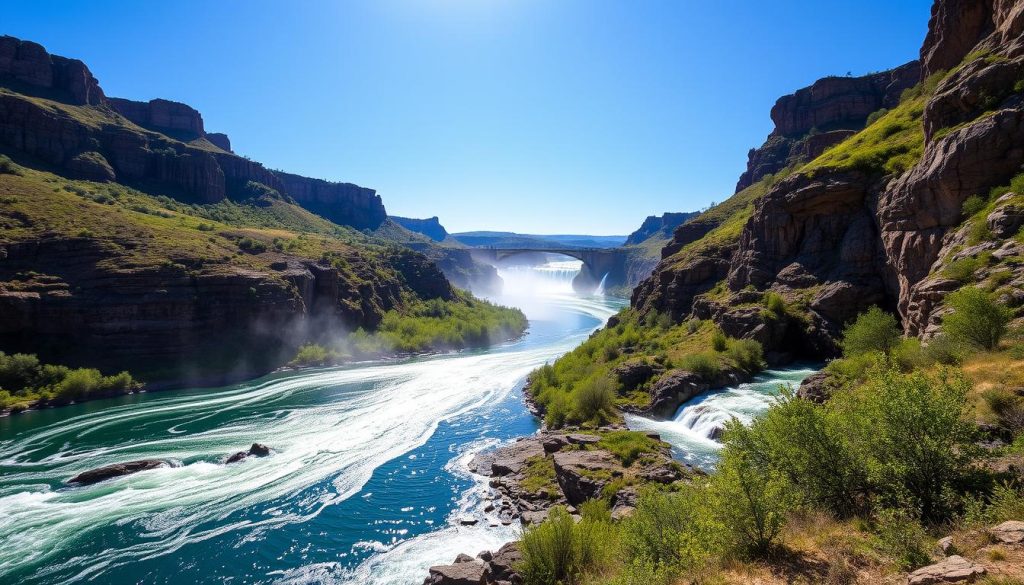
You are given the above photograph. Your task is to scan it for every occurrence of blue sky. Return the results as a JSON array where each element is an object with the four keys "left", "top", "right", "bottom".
[{"left": 7, "top": 1, "right": 930, "bottom": 234}]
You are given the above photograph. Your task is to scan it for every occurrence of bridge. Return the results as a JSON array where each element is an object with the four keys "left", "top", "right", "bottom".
[{"left": 469, "top": 247, "right": 628, "bottom": 293}]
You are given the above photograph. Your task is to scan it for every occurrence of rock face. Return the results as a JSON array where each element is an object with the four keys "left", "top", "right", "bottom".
[
  {"left": 0, "top": 238, "right": 451, "bottom": 379},
  {"left": 0, "top": 35, "right": 387, "bottom": 229},
  {"left": 392, "top": 216, "right": 450, "bottom": 242},
  {"left": 906, "top": 555, "right": 986, "bottom": 584},
  {"left": 275, "top": 171, "right": 387, "bottom": 230},
  {"left": 424, "top": 543, "right": 522, "bottom": 585},
  {"left": 110, "top": 97, "right": 205, "bottom": 138},
  {"left": 0, "top": 35, "right": 105, "bottom": 105},
  {"left": 67, "top": 459, "right": 168, "bottom": 485},
  {"left": 633, "top": 0, "right": 1024, "bottom": 357},
  {"left": 624, "top": 212, "right": 699, "bottom": 246},
  {"left": 735, "top": 62, "right": 920, "bottom": 192}
]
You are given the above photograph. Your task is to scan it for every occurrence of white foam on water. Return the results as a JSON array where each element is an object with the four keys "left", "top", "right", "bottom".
[
  {"left": 0, "top": 262, "right": 623, "bottom": 583},
  {"left": 625, "top": 366, "right": 820, "bottom": 469}
]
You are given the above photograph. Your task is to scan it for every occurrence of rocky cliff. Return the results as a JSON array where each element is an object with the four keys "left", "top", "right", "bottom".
[
  {"left": 734, "top": 62, "right": 920, "bottom": 192},
  {"left": 623, "top": 212, "right": 698, "bottom": 246},
  {"left": 634, "top": 0, "right": 1024, "bottom": 358},
  {"left": 391, "top": 216, "right": 449, "bottom": 241},
  {"left": 0, "top": 36, "right": 466, "bottom": 384},
  {"left": 0, "top": 35, "right": 387, "bottom": 229}
]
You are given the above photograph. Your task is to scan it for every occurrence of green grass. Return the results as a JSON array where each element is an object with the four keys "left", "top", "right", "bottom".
[
  {"left": 802, "top": 90, "right": 927, "bottom": 176},
  {"left": 596, "top": 431, "right": 664, "bottom": 467},
  {"left": 520, "top": 455, "right": 561, "bottom": 496}
]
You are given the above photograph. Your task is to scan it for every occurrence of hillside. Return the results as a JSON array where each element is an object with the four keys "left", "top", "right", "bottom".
[
  {"left": 0, "top": 36, "right": 523, "bottom": 395},
  {"left": 433, "top": 1, "right": 1024, "bottom": 584}
]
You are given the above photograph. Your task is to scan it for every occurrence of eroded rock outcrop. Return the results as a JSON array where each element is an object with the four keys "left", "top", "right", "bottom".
[
  {"left": 735, "top": 62, "right": 920, "bottom": 192},
  {"left": 275, "top": 171, "right": 387, "bottom": 230},
  {"left": 67, "top": 460, "right": 169, "bottom": 485}
]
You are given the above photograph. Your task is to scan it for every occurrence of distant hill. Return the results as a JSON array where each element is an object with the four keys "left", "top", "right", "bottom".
[{"left": 451, "top": 231, "right": 626, "bottom": 249}]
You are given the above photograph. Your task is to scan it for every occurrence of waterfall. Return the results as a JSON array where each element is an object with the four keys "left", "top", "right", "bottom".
[
  {"left": 494, "top": 259, "right": 582, "bottom": 296},
  {"left": 594, "top": 272, "right": 609, "bottom": 296}
]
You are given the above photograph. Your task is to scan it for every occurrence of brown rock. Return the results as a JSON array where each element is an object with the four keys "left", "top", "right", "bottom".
[
  {"left": 797, "top": 372, "right": 833, "bottom": 403},
  {"left": 645, "top": 370, "right": 709, "bottom": 418},
  {"left": 552, "top": 450, "right": 621, "bottom": 505},
  {"left": 423, "top": 561, "right": 488, "bottom": 585},
  {"left": 989, "top": 520, "right": 1024, "bottom": 544},
  {"left": 987, "top": 202, "right": 1024, "bottom": 238},
  {"left": 906, "top": 555, "right": 986, "bottom": 584}
]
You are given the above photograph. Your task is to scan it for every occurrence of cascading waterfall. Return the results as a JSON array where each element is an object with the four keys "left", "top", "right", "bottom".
[
  {"left": 594, "top": 272, "right": 609, "bottom": 296},
  {"left": 625, "top": 366, "right": 819, "bottom": 469}
]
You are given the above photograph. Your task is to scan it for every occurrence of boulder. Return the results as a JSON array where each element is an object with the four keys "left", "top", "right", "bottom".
[
  {"left": 611, "top": 360, "right": 659, "bottom": 393},
  {"left": 225, "top": 443, "right": 272, "bottom": 464},
  {"left": 906, "top": 555, "right": 986, "bottom": 584},
  {"left": 489, "top": 439, "right": 545, "bottom": 476},
  {"left": 645, "top": 370, "right": 709, "bottom": 418},
  {"left": 486, "top": 542, "right": 522, "bottom": 583},
  {"left": 67, "top": 459, "right": 167, "bottom": 485},
  {"left": 796, "top": 372, "right": 832, "bottom": 403},
  {"left": 937, "top": 536, "right": 956, "bottom": 556},
  {"left": 552, "top": 450, "right": 621, "bottom": 505},
  {"left": 989, "top": 520, "right": 1024, "bottom": 544},
  {"left": 423, "top": 561, "right": 489, "bottom": 585},
  {"left": 987, "top": 202, "right": 1024, "bottom": 238}
]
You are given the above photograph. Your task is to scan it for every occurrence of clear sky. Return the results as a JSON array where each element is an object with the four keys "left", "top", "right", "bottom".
[{"left": 6, "top": 1, "right": 931, "bottom": 234}]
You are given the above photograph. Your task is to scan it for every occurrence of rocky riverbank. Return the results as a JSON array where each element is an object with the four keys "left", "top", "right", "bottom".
[{"left": 425, "top": 427, "right": 692, "bottom": 584}]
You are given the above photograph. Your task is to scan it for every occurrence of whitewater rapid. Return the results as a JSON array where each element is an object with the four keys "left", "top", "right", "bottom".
[{"left": 0, "top": 260, "right": 621, "bottom": 584}]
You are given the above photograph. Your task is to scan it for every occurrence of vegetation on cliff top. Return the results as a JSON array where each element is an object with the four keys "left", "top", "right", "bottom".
[{"left": 288, "top": 290, "right": 527, "bottom": 365}]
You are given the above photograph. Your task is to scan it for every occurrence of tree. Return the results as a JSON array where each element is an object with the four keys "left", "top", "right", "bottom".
[
  {"left": 942, "top": 287, "right": 1012, "bottom": 350},
  {"left": 842, "top": 306, "right": 901, "bottom": 357}
]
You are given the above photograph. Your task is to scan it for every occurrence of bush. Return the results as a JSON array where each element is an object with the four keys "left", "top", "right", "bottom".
[
  {"left": 833, "top": 368, "right": 975, "bottom": 522},
  {"left": 517, "top": 506, "right": 616, "bottom": 585},
  {"left": 679, "top": 352, "right": 720, "bottom": 379},
  {"left": 0, "top": 154, "right": 21, "bottom": 175},
  {"left": 763, "top": 292, "right": 787, "bottom": 319},
  {"left": 873, "top": 508, "right": 931, "bottom": 570},
  {"left": 945, "top": 257, "right": 984, "bottom": 283},
  {"left": 962, "top": 195, "right": 987, "bottom": 218},
  {"left": 842, "top": 306, "right": 901, "bottom": 357},
  {"left": 237, "top": 236, "right": 268, "bottom": 253},
  {"left": 621, "top": 486, "right": 718, "bottom": 573},
  {"left": 942, "top": 287, "right": 1012, "bottom": 350},
  {"left": 573, "top": 376, "right": 615, "bottom": 424},
  {"left": 712, "top": 437, "right": 794, "bottom": 555},
  {"left": 711, "top": 328, "right": 728, "bottom": 352},
  {"left": 865, "top": 108, "right": 889, "bottom": 126},
  {"left": 727, "top": 338, "right": 764, "bottom": 373}
]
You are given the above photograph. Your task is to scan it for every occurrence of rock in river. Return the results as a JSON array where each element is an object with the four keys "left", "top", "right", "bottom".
[
  {"left": 67, "top": 459, "right": 168, "bottom": 485},
  {"left": 225, "top": 443, "right": 272, "bottom": 464}
]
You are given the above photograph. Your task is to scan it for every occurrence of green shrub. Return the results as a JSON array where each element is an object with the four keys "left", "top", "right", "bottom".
[
  {"left": 679, "top": 352, "right": 720, "bottom": 379},
  {"left": 763, "top": 292, "right": 787, "bottom": 319},
  {"left": 945, "top": 257, "right": 983, "bottom": 283},
  {"left": 517, "top": 506, "right": 616, "bottom": 585},
  {"left": 832, "top": 368, "right": 975, "bottom": 522},
  {"left": 962, "top": 195, "right": 987, "bottom": 218},
  {"left": 723, "top": 393, "right": 867, "bottom": 518},
  {"left": 711, "top": 328, "right": 728, "bottom": 352},
  {"left": 842, "top": 306, "right": 901, "bottom": 357},
  {"left": 873, "top": 508, "right": 931, "bottom": 570},
  {"left": 712, "top": 437, "right": 794, "bottom": 555},
  {"left": 237, "top": 236, "right": 268, "bottom": 253},
  {"left": 865, "top": 108, "right": 889, "bottom": 126},
  {"left": 942, "top": 287, "right": 1012, "bottom": 350},
  {"left": 727, "top": 338, "right": 764, "bottom": 373},
  {"left": 621, "top": 486, "right": 718, "bottom": 572},
  {"left": 573, "top": 376, "right": 615, "bottom": 424},
  {"left": 0, "top": 154, "right": 21, "bottom": 175},
  {"left": 291, "top": 343, "right": 333, "bottom": 366}
]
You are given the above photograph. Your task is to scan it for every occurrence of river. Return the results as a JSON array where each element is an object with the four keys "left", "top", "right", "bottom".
[{"left": 0, "top": 260, "right": 814, "bottom": 584}]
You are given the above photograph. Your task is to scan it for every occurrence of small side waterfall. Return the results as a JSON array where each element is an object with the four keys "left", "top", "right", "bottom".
[{"left": 594, "top": 272, "right": 609, "bottom": 296}]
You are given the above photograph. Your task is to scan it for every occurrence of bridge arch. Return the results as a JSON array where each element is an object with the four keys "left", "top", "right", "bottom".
[{"left": 469, "top": 247, "right": 626, "bottom": 294}]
